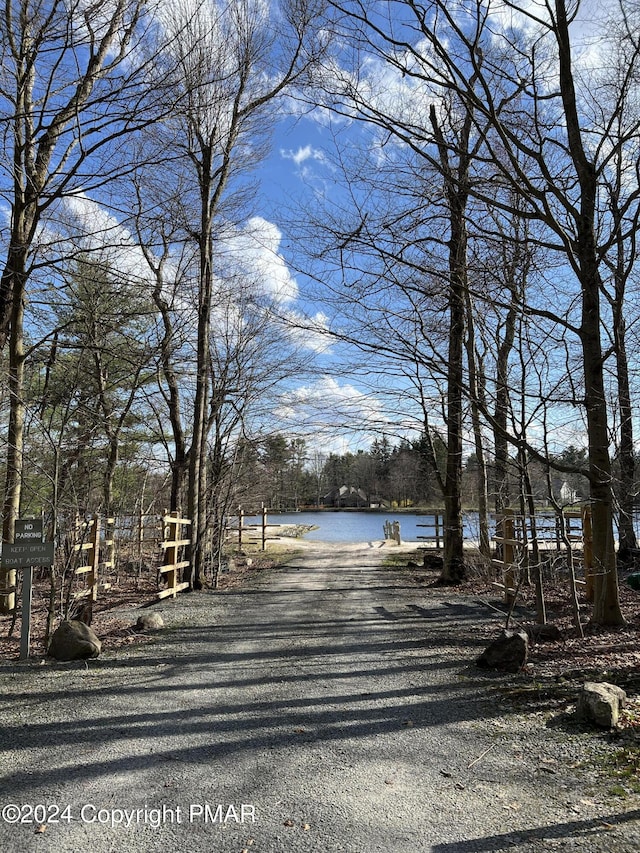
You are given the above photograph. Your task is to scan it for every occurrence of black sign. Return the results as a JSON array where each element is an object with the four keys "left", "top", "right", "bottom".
[
  {"left": 15, "top": 518, "right": 43, "bottom": 542},
  {"left": 1, "top": 542, "right": 55, "bottom": 569}
]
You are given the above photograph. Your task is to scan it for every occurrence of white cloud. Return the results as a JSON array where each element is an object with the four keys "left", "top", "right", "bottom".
[
  {"left": 52, "top": 194, "right": 154, "bottom": 285},
  {"left": 270, "top": 374, "right": 434, "bottom": 454},
  {"left": 279, "top": 309, "right": 332, "bottom": 354},
  {"left": 273, "top": 375, "right": 389, "bottom": 441},
  {"left": 222, "top": 216, "right": 299, "bottom": 305},
  {"left": 281, "top": 144, "right": 327, "bottom": 166}
]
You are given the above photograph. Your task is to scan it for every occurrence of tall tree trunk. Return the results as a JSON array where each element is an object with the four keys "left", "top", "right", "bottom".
[
  {"left": 464, "top": 291, "right": 490, "bottom": 557},
  {"left": 493, "top": 282, "right": 518, "bottom": 516},
  {"left": 1, "top": 282, "right": 25, "bottom": 612},
  {"left": 609, "top": 219, "right": 637, "bottom": 559},
  {"left": 151, "top": 271, "right": 188, "bottom": 513},
  {"left": 555, "top": 0, "right": 624, "bottom": 625},
  {"left": 188, "top": 146, "right": 214, "bottom": 590},
  {"left": 614, "top": 310, "right": 637, "bottom": 558},
  {"left": 430, "top": 104, "right": 470, "bottom": 584},
  {"left": 582, "top": 271, "right": 623, "bottom": 625},
  {"left": 442, "top": 264, "right": 466, "bottom": 582}
]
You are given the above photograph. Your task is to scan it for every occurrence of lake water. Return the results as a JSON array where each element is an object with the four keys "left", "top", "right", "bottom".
[
  {"left": 243, "top": 511, "right": 486, "bottom": 544},
  {"left": 241, "top": 509, "right": 640, "bottom": 545}
]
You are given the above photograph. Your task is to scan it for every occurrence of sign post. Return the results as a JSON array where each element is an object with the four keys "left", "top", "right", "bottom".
[{"left": 20, "top": 564, "right": 34, "bottom": 661}]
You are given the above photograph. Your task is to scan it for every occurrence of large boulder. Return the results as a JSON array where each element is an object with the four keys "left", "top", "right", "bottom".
[
  {"left": 626, "top": 572, "right": 640, "bottom": 591},
  {"left": 134, "top": 612, "right": 164, "bottom": 632},
  {"left": 577, "top": 682, "right": 627, "bottom": 728},
  {"left": 476, "top": 629, "right": 528, "bottom": 673},
  {"left": 524, "top": 623, "right": 563, "bottom": 643},
  {"left": 48, "top": 620, "right": 101, "bottom": 661}
]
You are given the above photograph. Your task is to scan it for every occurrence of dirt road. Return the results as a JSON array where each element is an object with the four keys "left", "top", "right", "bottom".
[{"left": 0, "top": 541, "right": 638, "bottom": 852}]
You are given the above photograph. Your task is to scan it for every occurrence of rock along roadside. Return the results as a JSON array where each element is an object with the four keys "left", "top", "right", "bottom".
[{"left": 0, "top": 541, "right": 638, "bottom": 853}]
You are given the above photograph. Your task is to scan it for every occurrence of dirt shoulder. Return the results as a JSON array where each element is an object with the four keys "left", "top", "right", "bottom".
[{"left": 0, "top": 540, "right": 639, "bottom": 853}]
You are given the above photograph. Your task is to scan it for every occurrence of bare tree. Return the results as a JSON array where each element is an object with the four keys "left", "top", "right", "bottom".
[
  {"left": 0, "top": 0, "right": 156, "bottom": 607},
  {"left": 320, "top": 0, "right": 640, "bottom": 624},
  {"left": 135, "top": 0, "right": 326, "bottom": 588}
]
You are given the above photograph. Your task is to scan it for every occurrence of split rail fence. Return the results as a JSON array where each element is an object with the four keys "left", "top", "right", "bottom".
[
  {"left": 1, "top": 509, "right": 196, "bottom": 618},
  {"left": 224, "top": 507, "right": 282, "bottom": 550},
  {"left": 416, "top": 513, "right": 444, "bottom": 548},
  {"left": 71, "top": 510, "right": 192, "bottom": 602},
  {"left": 491, "top": 506, "right": 593, "bottom": 605},
  {"left": 73, "top": 514, "right": 114, "bottom": 602},
  {"left": 157, "top": 512, "right": 191, "bottom": 599}
]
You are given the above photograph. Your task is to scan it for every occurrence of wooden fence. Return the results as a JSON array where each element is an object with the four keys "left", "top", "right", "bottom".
[
  {"left": 71, "top": 510, "right": 195, "bottom": 602},
  {"left": 491, "top": 508, "right": 518, "bottom": 606},
  {"left": 416, "top": 513, "right": 444, "bottom": 548},
  {"left": 224, "top": 506, "right": 281, "bottom": 551},
  {"left": 383, "top": 520, "right": 401, "bottom": 544},
  {"left": 491, "top": 506, "right": 593, "bottom": 605},
  {"left": 73, "top": 515, "right": 114, "bottom": 602},
  {"left": 157, "top": 511, "right": 191, "bottom": 600}
]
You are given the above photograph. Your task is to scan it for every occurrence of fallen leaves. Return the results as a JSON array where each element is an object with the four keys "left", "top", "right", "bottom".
[{"left": 283, "top": 818, "right": 311, "bottom": 831}]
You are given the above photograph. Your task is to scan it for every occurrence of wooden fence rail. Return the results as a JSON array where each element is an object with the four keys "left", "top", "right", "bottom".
[
  {"left": 416, "top": 513, "right": 444, "bottom": 548},
  {"left": 224, "top": 506, "right": 281, "bottom": 551},
  {"left": 73, "top": 514, "right": 113, "bottom": 602},
  {"left": 491, "top": 506, "right": 593, "bottom": 606},
  {"left": 157, "top": 511, "right": 191, "bottom": 600}
]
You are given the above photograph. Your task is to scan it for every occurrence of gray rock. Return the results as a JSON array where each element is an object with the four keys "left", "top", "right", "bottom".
[
  {"left": 135, "top": 612, "right": 164, "bottom": 632},
  {"left": 577, "top": 681, "right": 627, "bottom": 728},
  {"left": 476, "top": 629, "right": 528, "bottom": 672},
  {"left": 48, "top": 620, "right": 101, "bottom": 661},
  {"left": 524, "top": 623, "right": 563, "bottom": 643}
]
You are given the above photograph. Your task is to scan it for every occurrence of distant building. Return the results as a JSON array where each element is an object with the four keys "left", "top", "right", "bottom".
[
  {"left": 558, "top": 480, "right": 579, "bottom": 504},
  {"left": 322, "top": 485, "right": 370, "bottom": 508}
]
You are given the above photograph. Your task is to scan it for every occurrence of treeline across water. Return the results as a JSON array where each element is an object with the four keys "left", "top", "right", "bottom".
[{"left": 234, "top": 434, "right": 594, "bottom": 514}]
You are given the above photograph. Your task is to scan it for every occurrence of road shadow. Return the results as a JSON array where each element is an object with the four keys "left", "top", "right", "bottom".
[{"left": 431, "top": 809, "right": 640, "bottom": 852}]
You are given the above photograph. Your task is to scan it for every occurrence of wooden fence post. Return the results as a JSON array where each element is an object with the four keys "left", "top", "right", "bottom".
[
  {"left": 0, "top": 566, "right": 16, "bottom": 614},
  {"left": 503, "top": 509, "right": 516, "bottom": 607},
  {"left": 261, "top": 505, "right": 267, "bottom": 551},
  {"left": 137, "top": 505, "right": 144, "bottom": 562},
  {"left": 491, "top": 509, "right": 518, "bottom": 606},
  {"left": 72, "top": 514, "right": 99, "bottom": 601},
  {"left": 582, "top": 505, "right": 594, "bottom": 602},
  {"left": 158, "top": 511, "right": 191, "bottom": 599},
  {"left": 103, "top": 516, "right": 115, "bottom": 579},
  {"left": 89, "top": 515, "right": 100, "bottom": 601}
]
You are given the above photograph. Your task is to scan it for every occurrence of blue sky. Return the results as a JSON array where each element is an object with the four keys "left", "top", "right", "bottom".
[{"left": 3, "top": 0, "right": 627, "bottom": 461}]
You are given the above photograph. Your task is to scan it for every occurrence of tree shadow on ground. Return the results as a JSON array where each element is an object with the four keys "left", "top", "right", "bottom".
[{"left": 431, "top": 809, "right": 640, "bottom": 852}]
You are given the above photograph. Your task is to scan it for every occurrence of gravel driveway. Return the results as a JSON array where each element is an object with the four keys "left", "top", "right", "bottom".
[{"left": 0, "top": 541, "right": 638, "bottom": 852}]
